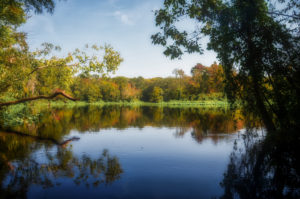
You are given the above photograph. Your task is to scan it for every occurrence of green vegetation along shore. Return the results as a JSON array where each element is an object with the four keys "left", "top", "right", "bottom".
[{"left": 33, "top": 99, "right": 230, "bottom": 108}]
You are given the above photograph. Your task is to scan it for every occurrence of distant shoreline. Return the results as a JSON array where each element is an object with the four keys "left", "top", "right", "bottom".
[{"left": 30, "top": 99, "right": 232, "bottom": 108}]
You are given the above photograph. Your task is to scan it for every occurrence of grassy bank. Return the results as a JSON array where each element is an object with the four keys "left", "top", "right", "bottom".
[{"left": 32, "top": 99, "right": 231, "bottom": 108}]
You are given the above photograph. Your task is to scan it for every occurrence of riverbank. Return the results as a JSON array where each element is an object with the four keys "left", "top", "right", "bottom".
[{"left": 34, "top": 99, "right": 231, "bottom": 108}]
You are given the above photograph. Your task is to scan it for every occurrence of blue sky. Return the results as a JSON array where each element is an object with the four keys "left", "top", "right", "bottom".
[{"left": 21, "top": 0, "right": 217, "bottom": 78}]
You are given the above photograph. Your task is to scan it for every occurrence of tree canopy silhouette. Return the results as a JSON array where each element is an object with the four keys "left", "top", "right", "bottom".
[{"left": 152, "top": 0, "right": 300, "bottom": 133}]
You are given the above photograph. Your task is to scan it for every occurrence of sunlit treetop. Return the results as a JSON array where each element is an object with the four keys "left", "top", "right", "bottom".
[
  {"left": 32, "top": 43, "right": 123, "bottom": 77},
  {"left": 72, "top": 44, "right": 124, "bottom": 77}
]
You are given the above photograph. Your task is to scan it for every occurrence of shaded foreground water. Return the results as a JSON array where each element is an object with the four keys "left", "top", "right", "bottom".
[{"left": 0, "top": 106, "right": 299, "bottom": 198}]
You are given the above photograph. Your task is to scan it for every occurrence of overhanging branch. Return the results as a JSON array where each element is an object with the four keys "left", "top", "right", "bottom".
[{"left": 0, "top": 90, "right": 78, "bottom": 107}]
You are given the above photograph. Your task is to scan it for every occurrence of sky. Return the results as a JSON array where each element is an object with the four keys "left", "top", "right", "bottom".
[{"left": 20, "top": 0, "right": 217, "bottom": 78}]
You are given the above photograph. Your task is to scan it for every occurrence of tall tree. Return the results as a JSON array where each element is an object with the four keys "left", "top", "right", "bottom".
[
  {"left": 173, "top": 68, "right": 185, "bottom": 99},
  {"left": 152, "top": 0, "right": 300, "bottom": 132}
]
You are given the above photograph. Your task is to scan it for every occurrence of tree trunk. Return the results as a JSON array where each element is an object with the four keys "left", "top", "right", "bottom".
[
  {"left": 252, "top": 81, "right": 276, "bottom": 132},
  {"left": 244, "top": 17, "right": 276, "bottom": 133}
]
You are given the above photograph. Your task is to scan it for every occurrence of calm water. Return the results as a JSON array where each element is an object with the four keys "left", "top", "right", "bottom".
[{"left": 0, "top": 106, "right": 246, "bottom": 198}]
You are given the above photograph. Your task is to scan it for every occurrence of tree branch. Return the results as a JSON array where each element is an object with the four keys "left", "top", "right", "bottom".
[
  {"left": 0, "top": 90, "right": 78, "bottom": 107},
  {"left": 27, "top": 65, "right": 50, "bottom": 76},
  {"left": 4, "top": 65, "right": 54, "bottom": 91},
  {"left": 267, "top": 11, "right": 300, "bottom": 20}
]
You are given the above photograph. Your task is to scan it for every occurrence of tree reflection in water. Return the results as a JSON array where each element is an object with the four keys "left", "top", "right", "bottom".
[
  {"left": 0, "top": 132, "right": 123, "bottom": 199},
  {"left": 0, "top": 105, "right": 246, "bottom": 144},
  {"left": 220, "top": 130, "right": 300, "bottom": 199}
]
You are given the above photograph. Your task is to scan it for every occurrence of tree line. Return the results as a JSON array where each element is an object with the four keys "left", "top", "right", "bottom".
[{"left": 71, "top": 63, "right": 225, "bottom": 102}]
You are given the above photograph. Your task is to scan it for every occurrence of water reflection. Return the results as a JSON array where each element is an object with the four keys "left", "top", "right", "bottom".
[
  {"left": 1, "top": 106, "right": 245, "bottom": 144},
  {"left": 0, "top": 131, "right": 122, "bottom": 199},
  {"left": 220, "top": 130, "right": 300, "bottom": 199}
]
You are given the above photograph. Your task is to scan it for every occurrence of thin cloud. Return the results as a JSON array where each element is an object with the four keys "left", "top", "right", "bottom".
[{"left": 113, "top": 11, "right": 134, "bottom": 25}]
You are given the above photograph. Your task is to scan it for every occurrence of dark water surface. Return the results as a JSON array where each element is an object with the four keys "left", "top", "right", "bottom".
[{"left": 0, "top": 106, "right": 252, "bottom": 198}]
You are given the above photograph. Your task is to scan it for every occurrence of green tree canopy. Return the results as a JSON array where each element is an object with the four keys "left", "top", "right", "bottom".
[{"left": 0, "top": 0, "right": 123, "bottom": 106}]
